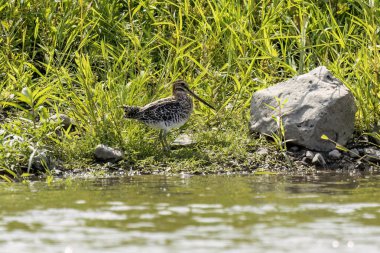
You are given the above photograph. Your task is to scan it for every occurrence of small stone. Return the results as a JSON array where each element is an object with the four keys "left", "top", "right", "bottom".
[
  {"left": 305, "top": 150, "right": 314, "bottom": 160},
  {"left": 349, "top": 148, "right": 360, "bottom": 158},
  {"left": 172, "top": 134, "right": 195, "bottom": 146},
  {"left": 31, "top": 150, "right": 56, "bottom": 171},
  {"left": 94, "top": 144, "right": 123, "bottom": 162},
  {"left": 49, "top": 114, "right": 75, "bottom": 130},
  {"left": 52, "top": 168, "right": 63, "bottom": 176},
  {"left": 312, "top": 153, "right": 326, "bottom": 166},
  {"left": 363, "top": 148, "right": 380, "bottom": 162},
  {"left": 328, "top": 149, "right": 341, "bottom": 159},
  {"left": 257, "top": 147, "right": 269, "bottom": 155}
]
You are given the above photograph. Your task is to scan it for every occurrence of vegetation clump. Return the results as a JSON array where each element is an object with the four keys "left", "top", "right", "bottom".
[{"left": 0, "top": 0, "right": 379, "bottom": 180}]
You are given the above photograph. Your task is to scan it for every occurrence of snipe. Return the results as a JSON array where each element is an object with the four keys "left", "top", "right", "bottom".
[{"left": 123, "top": 80, "right": 215, "bottom": 151}]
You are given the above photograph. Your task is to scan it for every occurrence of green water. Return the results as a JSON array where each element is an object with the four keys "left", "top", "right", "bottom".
[{"left": 1, "top": 172, "right": 380, "bottom": 253}]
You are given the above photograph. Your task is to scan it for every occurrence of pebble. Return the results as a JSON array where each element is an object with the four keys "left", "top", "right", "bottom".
[
  {"left": 312, "top": 153, "right": 326, "bottom": 166},
  {"left": 94, "top": 144, "right": 123, "bottom": 162},
  {"left": 172, "top": 134, "right": 195, "bottom": 146},
  {"left": 257, "top": 147, "right": 269, "bottom": 156},
  {"left": 349, "top": 148, "right": 360, "bottom": 158},
  {"left": 305, "top": 150, "right": 314, "bottom": 160},
  {"left": 31, "top": 150, "right": 56, "bottom": 171},
  {"left": 363, "top": 148, "right": 380, "bottom": 162},
  {"left": 49, "top": 114, "right": 75, "bottom": 130},
  {"left": 328, "top": 149, "right": 341, "bottom": 159}
]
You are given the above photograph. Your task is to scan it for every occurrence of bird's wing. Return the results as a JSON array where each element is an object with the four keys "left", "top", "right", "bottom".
[
  {"left": 138, "top": 98, "right": 182, "bottom": 122},
  {"left": 141, "top": 97, "right": 174, "bottom": 110}
]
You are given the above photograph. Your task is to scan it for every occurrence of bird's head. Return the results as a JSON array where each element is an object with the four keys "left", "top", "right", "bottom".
[
  {"left": 172, "top": 80, "right": 215, "bottom": 110},
  {"left": 172, "top": 80, "right": 190, "bottom": 94}
]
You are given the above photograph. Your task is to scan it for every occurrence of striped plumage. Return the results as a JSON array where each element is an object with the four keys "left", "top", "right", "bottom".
[{"left": 123, "top": 80, "right": 214, "bottom": 151}]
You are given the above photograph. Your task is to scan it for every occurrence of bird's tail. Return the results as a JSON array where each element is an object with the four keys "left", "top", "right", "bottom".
[{"left": 122, "top": 105, "right": 141, "bottom": 119}]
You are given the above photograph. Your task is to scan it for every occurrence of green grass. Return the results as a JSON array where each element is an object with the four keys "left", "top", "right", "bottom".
[{"left": 0, "top": 0, "right": 379, "bottom": 180}]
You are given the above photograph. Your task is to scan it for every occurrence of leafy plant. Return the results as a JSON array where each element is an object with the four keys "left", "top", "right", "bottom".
[
  {"left": 264, "top": 97, "right": 293, "bottom": 152},
  {"left": 0, "top": 167, "right": 16, "bottom": 183},
  {"left": 1, "top": 86, "right": 54, "bottom": 128}
]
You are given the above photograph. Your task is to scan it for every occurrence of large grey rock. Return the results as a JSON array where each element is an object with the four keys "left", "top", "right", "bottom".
[{"left": 250, "top": 66, "right": 357, "bottom": 151}]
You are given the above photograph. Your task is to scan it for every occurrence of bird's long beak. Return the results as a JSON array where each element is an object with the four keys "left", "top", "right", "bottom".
[{"left": 185, "top": 87, "right": 215, "bottom": 110}]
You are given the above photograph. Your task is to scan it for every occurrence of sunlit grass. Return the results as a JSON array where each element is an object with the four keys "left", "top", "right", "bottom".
[{"left": 0, "top": 0, "right": 379, "bottom": 178}]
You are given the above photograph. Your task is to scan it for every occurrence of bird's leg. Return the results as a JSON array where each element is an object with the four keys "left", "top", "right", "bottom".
[
  {"left": 158, "top": 129, "right": 165, "bottom": 150},
  {"left": 162, "top": 130, "right": 170, "bottom": 152}
]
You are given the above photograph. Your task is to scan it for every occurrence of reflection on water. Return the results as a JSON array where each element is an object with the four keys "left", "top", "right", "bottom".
[{"left": 1, "top": 172, "right": 380, "bottom": 253}]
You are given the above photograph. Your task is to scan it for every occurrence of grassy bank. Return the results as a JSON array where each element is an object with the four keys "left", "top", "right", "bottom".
[{"left": 0, "top": 0, "right": 379, "bottom": 180}]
